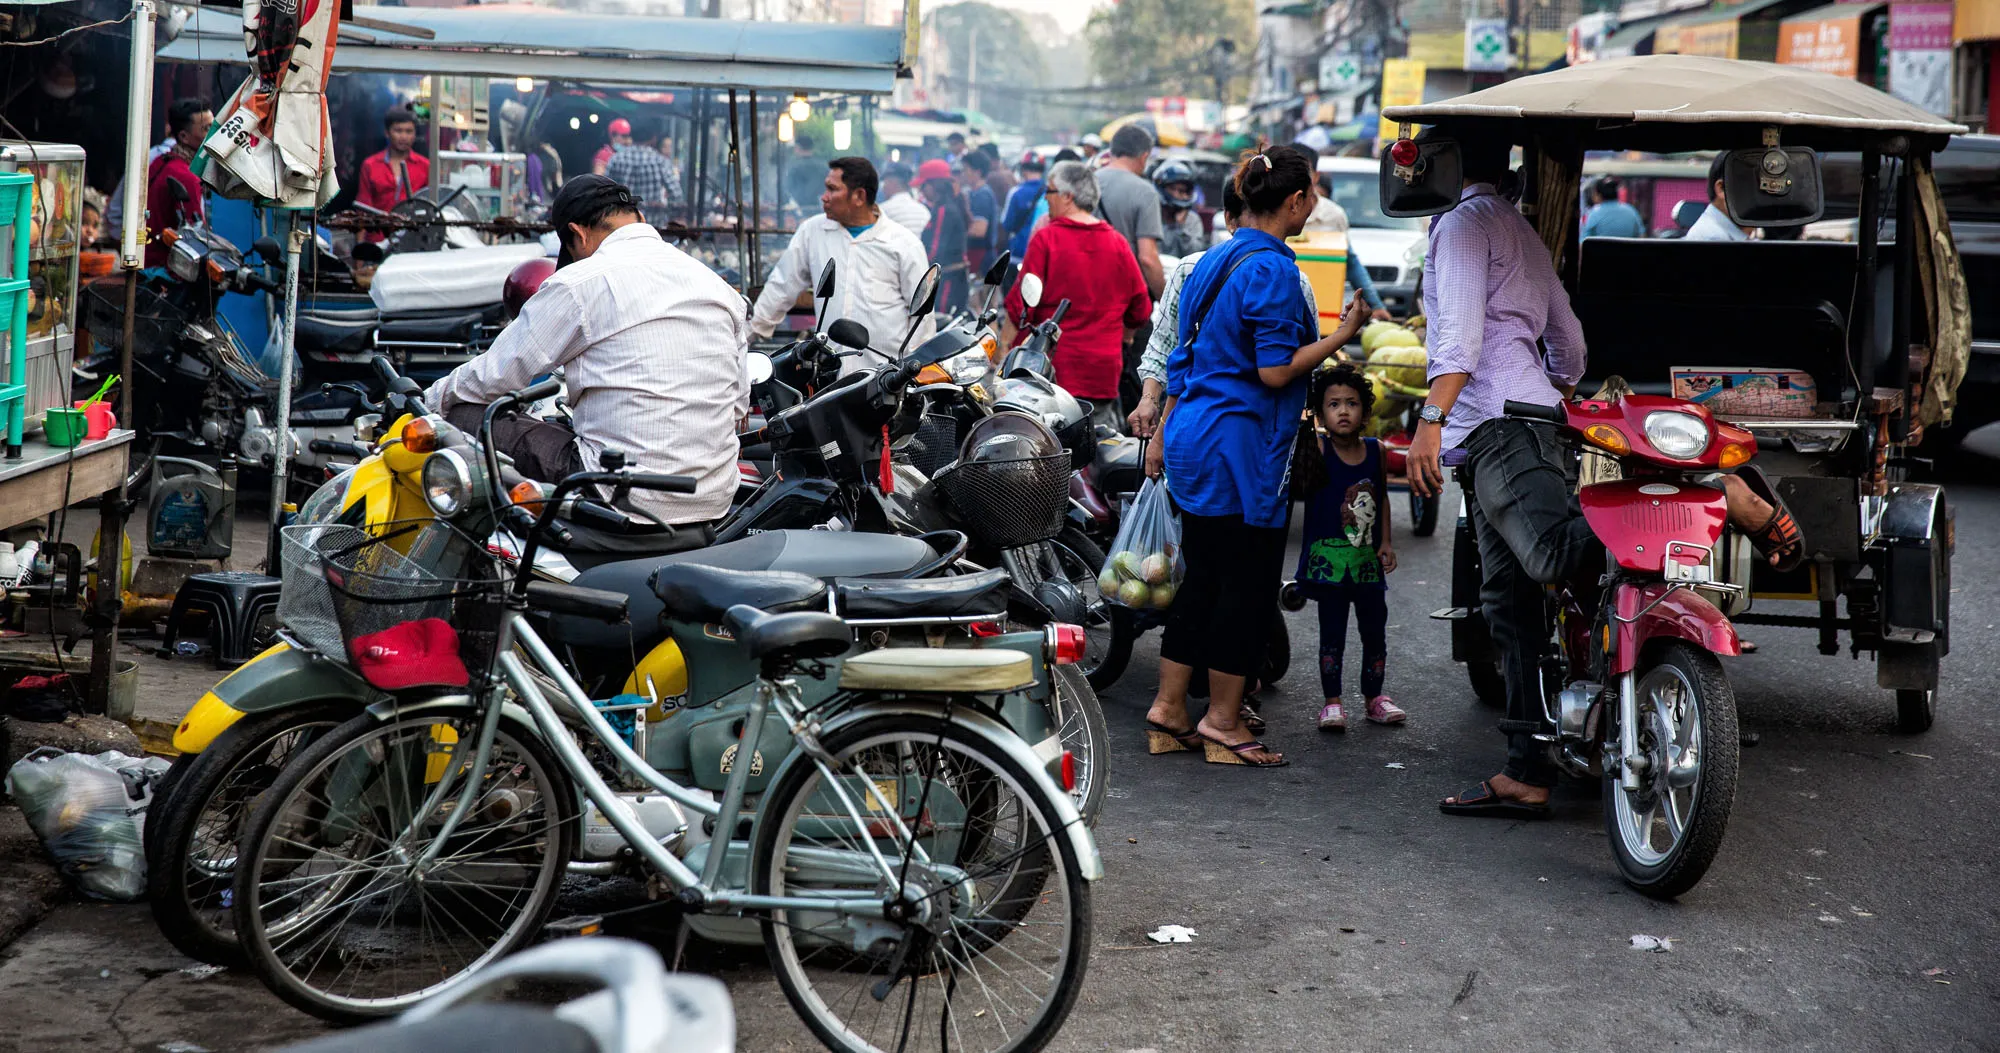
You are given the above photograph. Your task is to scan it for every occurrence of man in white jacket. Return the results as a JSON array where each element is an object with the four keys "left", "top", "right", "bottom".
[{"left": 751, "top": 156, "right": 932, "bottom": 369}]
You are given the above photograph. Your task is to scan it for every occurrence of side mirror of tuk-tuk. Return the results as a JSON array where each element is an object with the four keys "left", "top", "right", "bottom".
[
  {"left": 909, "top": 264, "right": 941, "bottom": 317},
  {"left": 815, "top": 258, "right": 838, "bottom": 300},
  {"left": 1378, "top": 137, "right": 1464, "bottom": 218},
  {"left": 1020, "top": 272, "right": 1043, "bottom": 309},
  {"left": 1719, "top": 146, "right": 1824, "bottom": 227}
]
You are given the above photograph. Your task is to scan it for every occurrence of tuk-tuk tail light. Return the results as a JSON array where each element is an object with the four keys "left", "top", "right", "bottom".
[
  {"left": 1389, "top": 138, "right": 1420, "bottom": 166},
  {"left": 1718, "top": 443, "right": 1752, "bottom": 469},
  {"left": 1583, "top": 424, "right": 1630, "bottom": 456}
]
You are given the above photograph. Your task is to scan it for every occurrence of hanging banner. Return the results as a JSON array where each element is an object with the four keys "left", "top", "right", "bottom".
[
  {"left": 1377, "top": 58, "right": 1427, "bottom": 142},
  {"left": 199, "top": 0, "right": 341, "bottom": 207}
]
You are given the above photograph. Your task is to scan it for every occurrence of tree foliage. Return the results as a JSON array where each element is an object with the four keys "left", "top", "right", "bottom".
[
  {"left": 1084, "top": 0, "right": 1257, "bottom": 110},
  {"left": 922, "top": 2, "right": 1049, "bottom": 129}
]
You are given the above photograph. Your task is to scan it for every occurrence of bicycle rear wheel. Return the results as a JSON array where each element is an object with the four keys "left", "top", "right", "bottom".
[
  {"left": 231, "top": 706, "right": 576, "bottom": 1022},
  {"left": 751, "top": 711, "right": 1091, "bottom": 1053}
]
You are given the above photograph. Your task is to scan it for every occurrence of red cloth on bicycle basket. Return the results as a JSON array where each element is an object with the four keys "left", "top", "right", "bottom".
[{"left": 351, "top": 618, "right": 470, "bottom": 690}]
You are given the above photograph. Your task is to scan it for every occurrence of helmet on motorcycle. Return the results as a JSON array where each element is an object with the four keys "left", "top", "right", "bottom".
[
  {"left": 1152, "top": 159, "right": 1198, "bottom": 209},
  {"left": 502, "top": 256, "right": 558, "bottom": 318},
  {"left": 959, "top": 410, "right": 1062, "bottom": 464},
  {"left": 994, "top": 372, "right": 1093, "bottom": 466}
]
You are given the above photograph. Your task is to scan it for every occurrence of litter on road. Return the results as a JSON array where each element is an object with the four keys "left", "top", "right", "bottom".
[
  {"left": 1146, "top": 925, "right": 1198, "bottom": 944},
  {"left": 1630, "top": 935, "right": 1675, "bottom": 953}
]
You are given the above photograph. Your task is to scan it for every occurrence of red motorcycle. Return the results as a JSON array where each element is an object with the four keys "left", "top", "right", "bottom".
[{"left": 1476, "top": 394, "right": 1754, "bottom": 899}]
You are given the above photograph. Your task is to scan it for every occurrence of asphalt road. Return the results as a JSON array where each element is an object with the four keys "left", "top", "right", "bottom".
[{"left": 1, "top": 470, "right": 1993, "bottom": 1053}]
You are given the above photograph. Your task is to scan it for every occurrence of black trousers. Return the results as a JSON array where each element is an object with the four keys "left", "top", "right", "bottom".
[
  {"left": 1459, "top": 419, "right": 1603, "bottom": 788},
  {"left": 1160, "top": 512, "right": 1287, "bottom": 679},
  {"left": 445, "top": 403, "right": 585, "bottom": 485}
]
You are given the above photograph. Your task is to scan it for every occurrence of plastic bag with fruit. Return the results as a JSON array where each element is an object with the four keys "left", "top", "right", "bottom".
[{"left": 1099, "top": 477, "right": 1182, "bottom": 610}]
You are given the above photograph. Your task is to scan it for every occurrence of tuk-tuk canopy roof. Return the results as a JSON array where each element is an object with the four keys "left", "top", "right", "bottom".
[
  {"left": 1383, "top": 55, "right": 1966, "bottom": 152},
  {"left": 159, "top": 5, "right": 905, "bottom": 93}
]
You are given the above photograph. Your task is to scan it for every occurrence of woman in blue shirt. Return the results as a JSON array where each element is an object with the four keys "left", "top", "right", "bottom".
[{"left": 1143, "top": 146, "right": 1369, "bottom": 768}]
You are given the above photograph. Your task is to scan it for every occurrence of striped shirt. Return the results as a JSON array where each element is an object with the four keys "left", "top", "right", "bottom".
[
  {"left": 1422, "top": 183, "right": 1588, "bottom": 450},
  {"left": 425, "top": 223, "right": 749, "bottom": 524}
]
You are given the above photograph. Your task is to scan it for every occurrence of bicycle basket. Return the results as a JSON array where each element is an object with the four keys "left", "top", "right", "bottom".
[
  {"left": 278, "top": 522, "right": 500, "bottom": 690},
  {"left": 935, "top": 452, "right": 1071, "bottom": 548}
]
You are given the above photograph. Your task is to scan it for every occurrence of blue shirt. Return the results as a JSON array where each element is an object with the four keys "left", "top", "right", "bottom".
[
  {"left": 1161, "top": 228, "right": 1315, "bottom": 529},
  {"left": 1003, "top": 178, "right": 1043, "bottom": 258},
  {"left": 965, "top": 184, "right": 1000, "bottom": 252},
  {"left": 1582, "top": 200, "right": 1645, "bottom": 239},
  {"left": 845, "top": 223, "right": 874, "bottom": 238}
]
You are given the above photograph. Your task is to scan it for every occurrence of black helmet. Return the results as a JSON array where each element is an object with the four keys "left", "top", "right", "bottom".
[{"left": 1152, "top": 159, "right": 1198, "bottom": 209}]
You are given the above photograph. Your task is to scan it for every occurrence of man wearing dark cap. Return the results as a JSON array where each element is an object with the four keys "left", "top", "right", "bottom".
[{"left": 424, "top": 174, "right": 749, "bottom": 527}]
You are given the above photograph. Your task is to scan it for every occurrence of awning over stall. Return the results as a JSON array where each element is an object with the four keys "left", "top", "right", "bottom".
[{"left": 159, "top": 6, "right": 906, "bottom": 93}]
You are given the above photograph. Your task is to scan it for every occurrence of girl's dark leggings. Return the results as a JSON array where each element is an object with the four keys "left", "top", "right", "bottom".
[{"left": 1317, "top": 588, "right": 1387, "bottom": 699}]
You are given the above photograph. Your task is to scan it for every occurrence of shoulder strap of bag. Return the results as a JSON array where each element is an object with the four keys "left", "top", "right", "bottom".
[{"left": 1182, "top": 247, "right": 1273, "bottom": 347}]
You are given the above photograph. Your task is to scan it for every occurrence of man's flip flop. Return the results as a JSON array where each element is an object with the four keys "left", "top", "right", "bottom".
[{"left": 1438, "top": 780, "right": 1551, "bottom": 819}]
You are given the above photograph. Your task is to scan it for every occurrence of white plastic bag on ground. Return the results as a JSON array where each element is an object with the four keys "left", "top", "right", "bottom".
[
  {"left": 1100, "top": 477, "right": 1183, "bottom": 610},
  {"left": 5, "top": 747, "right": 171, "bottom": 901}
]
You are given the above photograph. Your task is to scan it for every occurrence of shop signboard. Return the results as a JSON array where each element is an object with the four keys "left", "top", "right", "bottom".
[
  {"left": 1377, "top": 58, "right": 1427, "bottom": 142},
  {"left": 1320, "top": 51, "right": 1361, "bottom": 93},
  {"left": 1465, "top": 18, "right": 1513, "bottom": 71},
  {"left": 1679, "top": 19, "right": 1741, "bottom": 58},
  {"left": 1888, "top": 2, "right": 1953, "bottom": 116},
  {"left": 1778, "top": 8, "right": 1867, "bottom": 77}
]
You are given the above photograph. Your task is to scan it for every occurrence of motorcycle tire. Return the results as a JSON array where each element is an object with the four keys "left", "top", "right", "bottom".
[
  {"left": 1051, "top": 526, "right": 1134, "bottom": 692},
  {"left": 148, "top": 703, "right": 352, "bottom": 967},
  {"left": 1467, "top": 655, "right": 1507, "bottom": 708},
  {"left": 1604, "top": 642, "right": 1739, "bottom": 900},
  {"left": 1260, "top": 612, "right": 1291, "bottom": 685}
]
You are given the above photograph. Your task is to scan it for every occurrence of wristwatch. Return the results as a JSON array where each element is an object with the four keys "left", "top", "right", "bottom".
[{"left": 1419, "top": 404, "right": 1447, "bottom": 426}]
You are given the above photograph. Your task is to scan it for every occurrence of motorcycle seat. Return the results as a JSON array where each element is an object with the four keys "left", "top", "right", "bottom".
[
  {"left": 375, "top": 304, "right": 504, "bottom": 345},
  {"left": 652, "top": 564, "right": 828, "bottom": 625},
  {"left": 836, "top": 567, "right": 1010, "bottom": 620},
  {"left": 555, "top": 519, "right": 716, "bottom": 573}
]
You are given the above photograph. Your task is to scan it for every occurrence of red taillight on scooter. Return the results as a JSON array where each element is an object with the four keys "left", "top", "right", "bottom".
[
  {"left": 1049, "top": 623, "right": 1087, "bottom": 665},
  {"left": 1060, "top": 750, "right": 1076, "bottom": 792},
  {"left": 1389, "top": 138, "right": 1421, "bottom": 166}
]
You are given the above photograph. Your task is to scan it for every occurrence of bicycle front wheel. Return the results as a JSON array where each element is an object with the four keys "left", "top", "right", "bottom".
[
  {"left": 751, "top": 710, "right": 1091, "bottom": 1053},
  {"left": 231, "top": 706, "right": 577, "bottom": 1022}
]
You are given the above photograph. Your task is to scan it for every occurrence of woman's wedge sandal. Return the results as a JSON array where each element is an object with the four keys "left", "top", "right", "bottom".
[
  {"left": 1199, "top": 732, "right": 1289, "bottom": 767},
  {"left": 1146, "top": 721, "right": 1203, "bottom": 754}
]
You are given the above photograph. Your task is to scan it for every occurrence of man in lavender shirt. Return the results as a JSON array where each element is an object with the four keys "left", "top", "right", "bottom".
[{"left": 1410, "top": 134, "right": 1790, "bottom": 817}]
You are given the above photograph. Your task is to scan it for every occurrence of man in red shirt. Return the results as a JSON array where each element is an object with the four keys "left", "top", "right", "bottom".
[
  {"left": 144, "top": 97, "right": 212, "bottom": 267},
  {"left": 356, "top": 107, "right": 429, "bottom": 214}
]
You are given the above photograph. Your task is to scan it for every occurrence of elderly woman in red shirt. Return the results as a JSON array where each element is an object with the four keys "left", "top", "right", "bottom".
[{"left": 1004, "top": 161, "right": 1152, "bottom": 431}]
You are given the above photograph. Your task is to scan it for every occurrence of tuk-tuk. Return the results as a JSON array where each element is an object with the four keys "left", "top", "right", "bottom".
[{"left": 1385, "top": 56, "right": 1968, "bottom": 734}]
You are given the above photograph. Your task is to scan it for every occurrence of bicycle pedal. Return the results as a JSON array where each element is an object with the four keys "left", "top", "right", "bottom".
[{"left": 543, "top": 915, "right": 605, "bottom": 939}]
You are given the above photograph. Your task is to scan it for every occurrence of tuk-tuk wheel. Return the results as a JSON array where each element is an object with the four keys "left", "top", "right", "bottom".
[{"left": 1895, "top": 688, "right": 1935, "bottom": 734}]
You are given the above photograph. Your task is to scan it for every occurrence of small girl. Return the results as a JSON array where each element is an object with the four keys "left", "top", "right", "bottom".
[{"left": 1292, "top": 363, "right": 1404, "bottom": 731}]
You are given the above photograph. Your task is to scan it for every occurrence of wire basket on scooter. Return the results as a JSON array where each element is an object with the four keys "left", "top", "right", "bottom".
[
  {"left": 903, "top": 411, "right": 960, "bottom": 478},
  {"left": 278, "top": 522, "right": 503, "bottom": 690},
  {"left": 935, "top": 452, "right": 1071, "bottom": 548}
]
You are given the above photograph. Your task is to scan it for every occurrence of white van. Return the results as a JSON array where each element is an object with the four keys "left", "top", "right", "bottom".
[{"left": 1316, "top": 156, "right": 1429, "bottom": 316}]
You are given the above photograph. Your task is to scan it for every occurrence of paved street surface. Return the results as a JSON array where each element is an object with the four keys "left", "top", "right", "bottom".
[{"left": 1, "top": 469, "right": 1994, "bottom": 1052}]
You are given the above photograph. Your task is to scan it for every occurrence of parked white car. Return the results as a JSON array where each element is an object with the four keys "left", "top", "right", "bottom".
[{"left": 1317, "top": 156, "right": 1429, "bottom": 317}]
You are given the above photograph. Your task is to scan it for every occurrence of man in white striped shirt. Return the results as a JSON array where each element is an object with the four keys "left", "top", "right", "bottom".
[{"left": 424, "top": 175, "right": 749, "bottom": 526}]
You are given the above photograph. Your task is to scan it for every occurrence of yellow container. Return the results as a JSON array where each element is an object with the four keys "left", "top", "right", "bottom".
[{"left": 1287, "top": 230, "right": 1349, "bottom": 337}]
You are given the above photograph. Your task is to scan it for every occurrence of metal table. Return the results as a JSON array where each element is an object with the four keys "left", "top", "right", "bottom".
[{"left": 0, "top": 429, "right": 133, "bottom": 712}]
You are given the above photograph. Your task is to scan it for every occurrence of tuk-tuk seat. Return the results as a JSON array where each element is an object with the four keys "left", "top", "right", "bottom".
[{"left": 1573, "top": 238, "right": 1864, "bottom": 409}]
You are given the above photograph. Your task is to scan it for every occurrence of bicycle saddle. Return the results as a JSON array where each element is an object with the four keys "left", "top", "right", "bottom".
[{"left": 723, "top": 604, "right": 851, "bottom": 663}]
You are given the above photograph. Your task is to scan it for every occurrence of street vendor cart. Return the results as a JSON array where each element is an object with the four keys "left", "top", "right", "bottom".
[{"left": 1396, "top": 56, "right": 1967, "bottom": 734}]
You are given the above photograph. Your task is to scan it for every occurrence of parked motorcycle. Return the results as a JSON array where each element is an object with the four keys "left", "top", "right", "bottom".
[{"left": 1452, "top": 395, "right": 1751, "bottom": 898}]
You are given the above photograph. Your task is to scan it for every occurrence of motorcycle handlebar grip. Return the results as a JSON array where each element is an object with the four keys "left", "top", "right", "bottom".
[
  {"left": 1503, "top": 400, "right": 1566, "bottom": 424},
  {"left": 524, "top": 580, "right": 628, "bottom": 624},
  {"left": 513, "top": 378, "right": 562, "bottom": 405},
  {"left": 1050, "top": 299, "right": 1071, "bottom": 325},
  {"left": 735, "top": 427, "right": 769, "bottom": 446},
  {"left": 371, "top": 355, "right": 424, "bottom": 398},
  {"left": 309, "top": 439, "right": 370, "bottom": 458},
  {"left": 624, "top": 472, "right": 699, "bottom": 494}
]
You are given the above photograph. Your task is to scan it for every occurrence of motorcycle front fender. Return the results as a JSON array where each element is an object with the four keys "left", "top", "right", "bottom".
[
  {"left": 173, "top": 642, "right": 376, "bottom": 753},
  {"left": 769, "top": 698, "right": 1101, "bottom": 882},
  {"left": 1612, "top": 582, "right": 1740, "bottom": 675}
]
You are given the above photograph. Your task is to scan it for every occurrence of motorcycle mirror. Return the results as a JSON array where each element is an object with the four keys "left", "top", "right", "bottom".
[
  {"left": 167, "top": 178, "right": 192, "bottom": 204},
  {"left": 746, "top": 351, "right": 775, "bottom": 385},
  {"left": 815, "top": 258, "right": 837, "bottom": 300},
  {"left": 909, "top": 264, "right": 941, "bottom": 318},
  {"left": 981, "top": 249, "right": 1012, "bottom": 288},
  {"left": 1020, "top": 272, "right": 1043, "bottom": 309},
  {"left": 252, "top": 236, "right": 285, "bottom": 264},
  {"left": 827, "top": 318, "right": 871, "bottom": 350}
]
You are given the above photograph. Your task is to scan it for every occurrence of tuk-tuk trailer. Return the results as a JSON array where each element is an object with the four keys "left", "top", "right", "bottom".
[{"left": 1389, "top": 56, "right": 1969, "bottom": 733}]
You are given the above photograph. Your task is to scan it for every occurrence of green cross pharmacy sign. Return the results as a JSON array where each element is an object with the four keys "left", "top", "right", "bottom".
[
  {"left": 1319, "top": 52, "right": 1361, "bottom": 92},
  {"left": 1464, "top": 18, "right": 1511, "bottom": 72}
]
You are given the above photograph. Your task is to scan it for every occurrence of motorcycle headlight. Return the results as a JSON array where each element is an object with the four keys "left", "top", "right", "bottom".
[
  {"left": 421, "top": 449, "right": 474, "bottom": 516},
  {"left": 1642, "top": 411, "right": 1710, "bottom": 460},
  {"left": 947, "top": 348, "right": 992, "bottom": 385}
]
